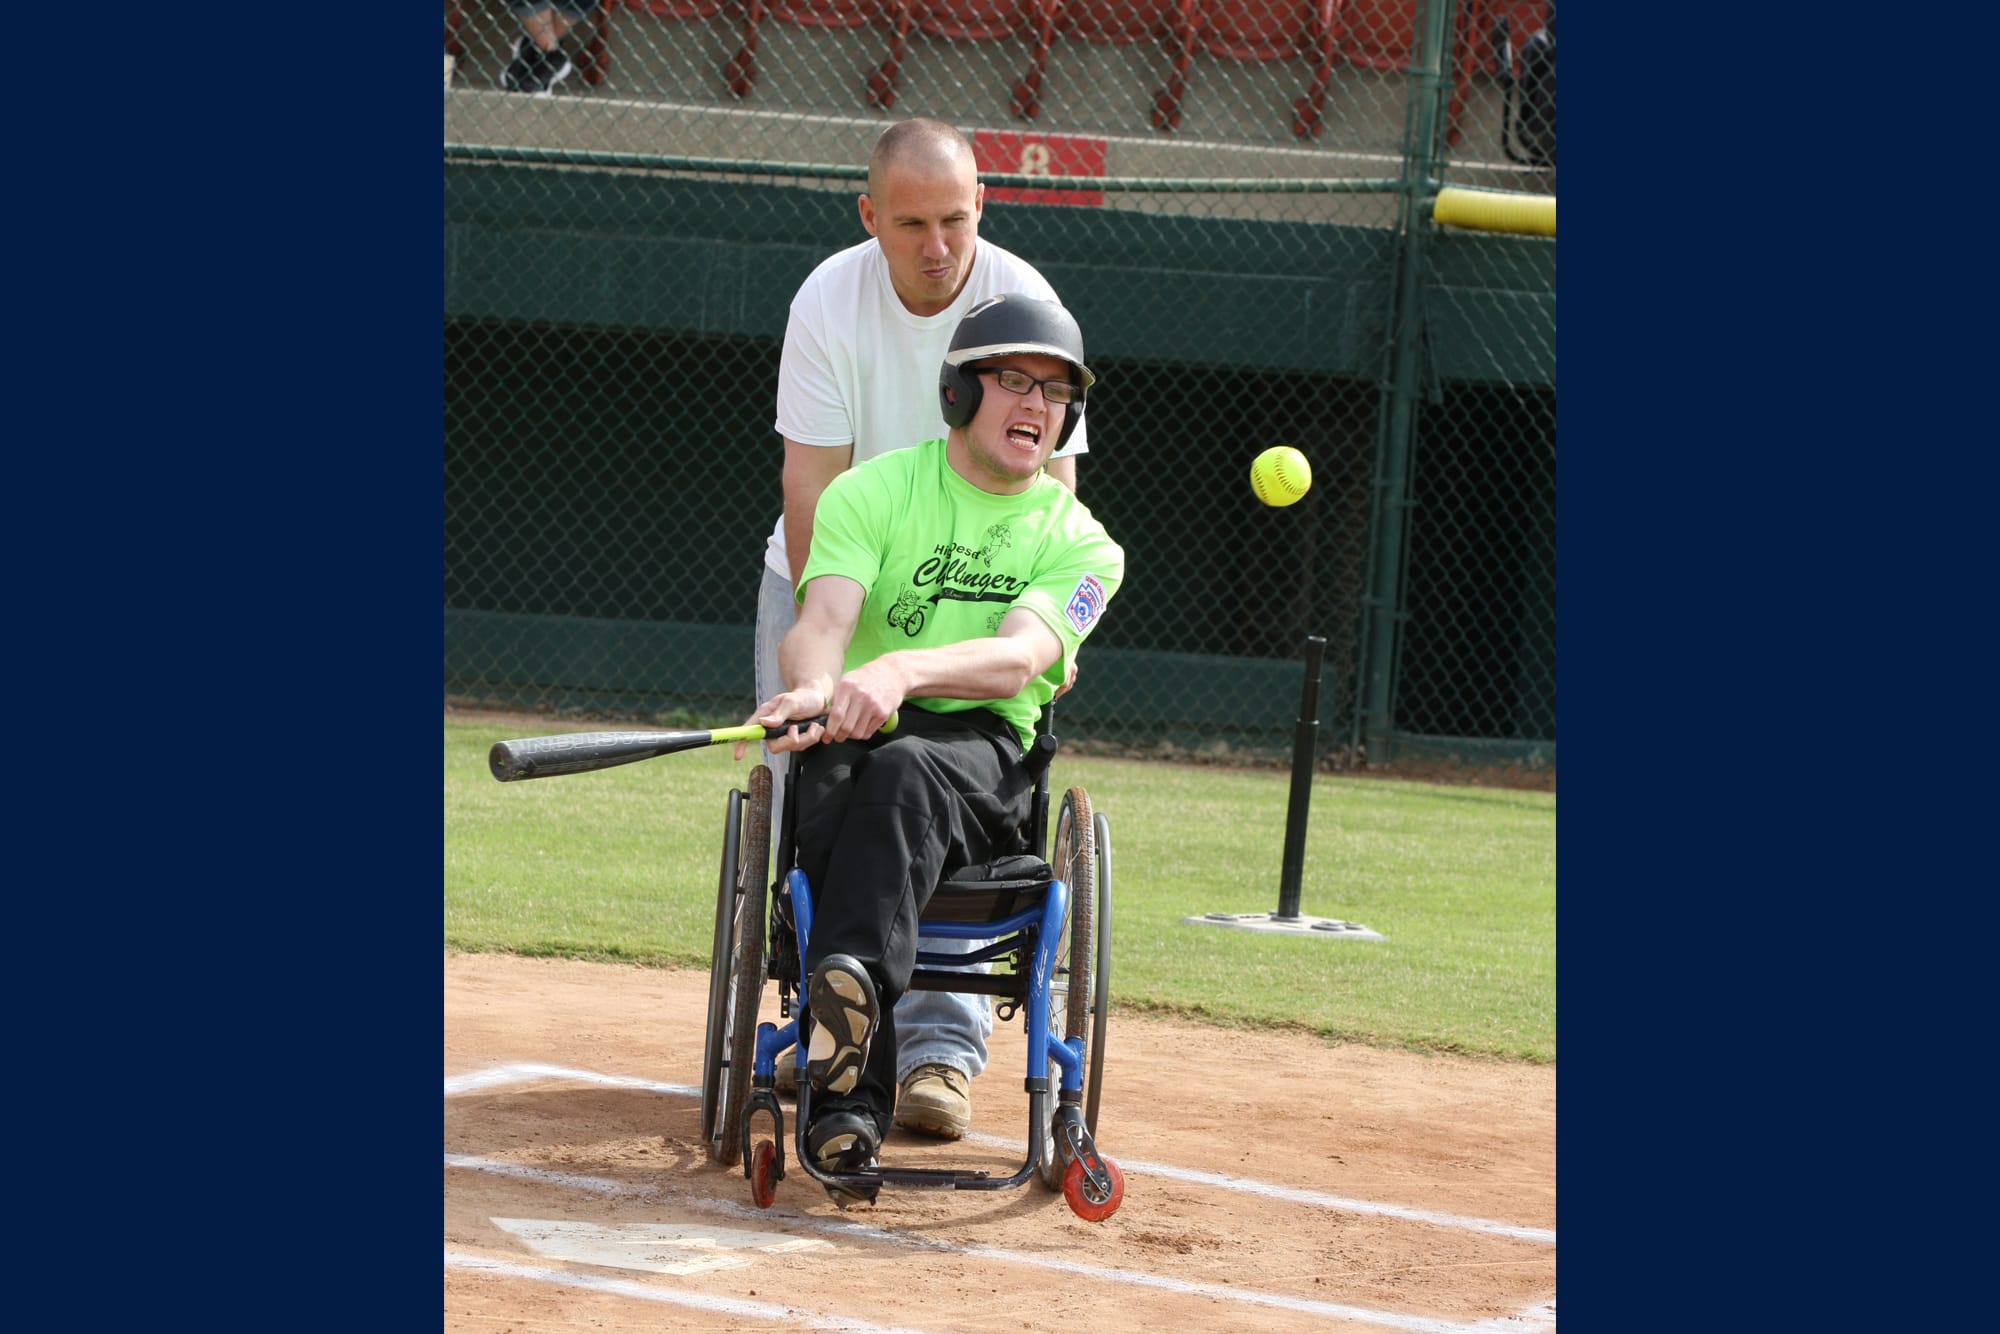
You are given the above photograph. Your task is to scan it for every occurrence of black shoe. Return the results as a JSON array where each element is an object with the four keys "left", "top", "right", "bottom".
[
  {"left": 806, "top": 955, "right": 878, "bottom": 1097},
  {"left": 538, "top": 41, "right": 574, "bottom": 95},
  {"left": 806, "top": 1107, "right": 881, "bottom": 1210},
  {"left": 501, "top": 38, "right": 573, "bottom": 97},
  {"left": 500, "top": 36, "right": 544, "bottom": 94}
]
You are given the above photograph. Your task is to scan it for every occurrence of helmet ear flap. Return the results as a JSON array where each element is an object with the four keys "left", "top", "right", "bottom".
[
  {"left": 1052, "top": 390, "right": 1084, "bottom": 452},
  {"left": 939, "top": 361, "right": 982, "bottom": 429}
]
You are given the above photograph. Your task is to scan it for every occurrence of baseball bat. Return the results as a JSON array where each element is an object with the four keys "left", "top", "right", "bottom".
[{"left": 489, "top": 711, "right": 899, "bottom": 783}]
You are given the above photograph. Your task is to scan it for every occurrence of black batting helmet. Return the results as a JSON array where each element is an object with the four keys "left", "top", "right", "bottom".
[{"left": 938, "top": 293, "right": 1095, "bottom": 451}]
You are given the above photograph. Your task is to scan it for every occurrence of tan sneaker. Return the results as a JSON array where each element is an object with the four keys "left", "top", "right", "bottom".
[{"left": 895, "top": 1063, "right": 971, "bottom": 1139}]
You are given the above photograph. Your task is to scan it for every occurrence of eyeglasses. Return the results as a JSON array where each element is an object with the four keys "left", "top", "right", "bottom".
[{"left": 976, "top": 368, "right": 1080, "bottom": 405}]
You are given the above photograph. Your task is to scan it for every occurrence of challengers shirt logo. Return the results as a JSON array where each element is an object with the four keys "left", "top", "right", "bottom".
[
  {"left": 887, "top": 538, "right": 1032, "bottom": 638},
  {"left": 1064, "top": 575, "right": 1107, "bottom": 634}
]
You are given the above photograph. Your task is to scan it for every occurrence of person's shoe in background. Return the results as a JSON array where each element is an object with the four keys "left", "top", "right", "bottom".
[
  {"left": 500, "top": 36, "right": 545, "bottom": 94},
  {"left": 537, "top": 41, "right": 574, "bottom": 95},
  {"left": 894, "top": 1063, "right": 971, "bottom": 1139}
]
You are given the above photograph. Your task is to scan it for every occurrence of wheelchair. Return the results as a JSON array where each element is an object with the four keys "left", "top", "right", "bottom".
[{"left": 699, "top": 707, "right": 1123, "bottom": 1221}]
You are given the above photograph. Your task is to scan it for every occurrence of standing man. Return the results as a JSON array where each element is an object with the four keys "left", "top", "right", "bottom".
[
  {"left": 751, "top": 294, "right": 1123, "bottom": 1204},
  {"left": 753, "top": 118, "right": 1088, "bottom": 1142}
]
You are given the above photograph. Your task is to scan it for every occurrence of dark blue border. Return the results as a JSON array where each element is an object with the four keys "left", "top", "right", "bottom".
[
  {"left": 1556, "top": 2, "right": 1943, "bottom": 1321},
  {"left": 1557, "top": 4, "right": 1705, "bottom": 1317},
  {"left": 19, "top": 17, "right": 440, "bottom": 1320}
]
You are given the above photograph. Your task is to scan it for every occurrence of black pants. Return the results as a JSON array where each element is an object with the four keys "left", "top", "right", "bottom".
[{"left": 794, "top": 704, "right": 1031, "bottom": 1130}]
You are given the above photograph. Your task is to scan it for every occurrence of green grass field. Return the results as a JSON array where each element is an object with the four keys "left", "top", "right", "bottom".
[{"left": 445, "top": 717, "right": 1555, "bottom": 1063}]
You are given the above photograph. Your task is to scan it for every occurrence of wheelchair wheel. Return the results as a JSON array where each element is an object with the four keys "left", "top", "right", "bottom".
[
  {"left": 704, "top": 765, "right": 772, "bottom": 1168},
  {"left": 1040, "top": 785, "right": 1109, "bottom": 1190},
  {"left": 698, "top": 787, "right": 745, "bottom": 1150},
  {"left": 1088, "top": 808, "right": 1113, "bottom": 1126}
]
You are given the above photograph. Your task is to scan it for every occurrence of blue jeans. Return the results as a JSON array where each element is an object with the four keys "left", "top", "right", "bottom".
[{"left": 756, "top": 564, "right": 993, "bottom": 1081}]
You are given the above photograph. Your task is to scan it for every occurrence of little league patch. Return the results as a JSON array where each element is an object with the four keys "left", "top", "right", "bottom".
[{"left": 1065, "top": 575, "right": 1107, "bottom": 633}]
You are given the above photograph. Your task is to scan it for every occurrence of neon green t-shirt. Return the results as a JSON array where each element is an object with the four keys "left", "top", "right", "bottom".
[{"left": 799, "top": 439, "right": 1125, "bottom": 751}]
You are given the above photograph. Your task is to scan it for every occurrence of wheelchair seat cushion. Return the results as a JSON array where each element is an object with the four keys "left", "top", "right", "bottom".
[{"left": 924, "top": 853, "right": 1054, "bottom": 925}]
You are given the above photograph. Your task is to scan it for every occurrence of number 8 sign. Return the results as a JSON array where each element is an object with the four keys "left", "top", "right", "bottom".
[{"left": 972, "top": 131, "right": 1107, "bottom": 208}]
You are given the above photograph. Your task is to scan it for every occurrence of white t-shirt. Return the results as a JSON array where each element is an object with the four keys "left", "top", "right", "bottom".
[{"left": 764, "top": 237, "right": 1089, "bottom": 579}]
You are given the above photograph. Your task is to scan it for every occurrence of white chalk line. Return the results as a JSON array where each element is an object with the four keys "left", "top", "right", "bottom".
[
  {"left": 443, "top": 1061, "right": 701, "bottom": 1100},
  {"left": 445, "top": 1062, "right": 1553, "bottom": 1244},
  {"left": 447, "top": 1152, "right": 1551, "bottom": 1334},
  {"left": 1026, "top": 1147, "right": 1556, "bottom": 1247},
  {"left": 445, "top": 1250, "right": 941, "bottom": 1332}
]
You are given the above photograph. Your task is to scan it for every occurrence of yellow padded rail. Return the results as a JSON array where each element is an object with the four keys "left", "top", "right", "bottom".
[{"left": 1433, "top": 187, "right": 1556, "bottom": 238}]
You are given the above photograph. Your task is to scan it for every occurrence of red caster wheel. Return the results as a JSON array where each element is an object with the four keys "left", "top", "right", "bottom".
[
  {"left": 1062, "top": 1155, "right": 1123, "bottom": 1221},
  {"left": 750, "top": 1140, "right": 778, "bottom": 1209}
]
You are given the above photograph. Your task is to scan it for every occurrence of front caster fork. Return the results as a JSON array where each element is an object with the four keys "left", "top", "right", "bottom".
[
  {"left": 744, "top": 1084, "right": 785, "bottom": 1185},
  {"left": 1055, "top": 1101, "right": 1114, "bottom": 1206}
]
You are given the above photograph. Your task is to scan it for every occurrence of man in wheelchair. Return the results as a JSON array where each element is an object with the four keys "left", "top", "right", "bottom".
[{"left": 744, "top": 293, "right": 1125, "bottom": 1205}]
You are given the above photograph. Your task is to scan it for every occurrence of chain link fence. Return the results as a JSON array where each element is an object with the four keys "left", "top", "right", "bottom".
[{"left": 444, "top": 0, "right": 1556, "bottom": 774}]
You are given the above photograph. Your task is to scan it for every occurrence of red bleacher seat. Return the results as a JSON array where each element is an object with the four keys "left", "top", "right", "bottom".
[
  {"left": 867, "top": 2, "right": 1030, "bottom": 111},
  {"left": 1014, "top": 1, "right": 1195, "bottom": 129},
  {"left": 774, "top": 0, "right": 879, "bottom": 23},
  {"left": 728, "top": 0, "right": 884, "bottom": 98},
  {"left": 1474, "top": 0, "right": 1546, "bottom": 74},
  {"left": 1183, "top": 0, "right": 1338, "bottom": 137},
  {"left": 1337, "top": 0, "right": 1479, "bottom": 146}
]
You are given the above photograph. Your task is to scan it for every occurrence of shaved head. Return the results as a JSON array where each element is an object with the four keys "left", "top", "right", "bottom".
[{"left": 867, "top": 118, "right": 977, "bottom": 199}]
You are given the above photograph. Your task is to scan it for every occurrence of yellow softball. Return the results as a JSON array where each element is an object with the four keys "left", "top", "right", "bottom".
[{"left": 1250, "top": 446, "right": 1311, "bottom": 507}]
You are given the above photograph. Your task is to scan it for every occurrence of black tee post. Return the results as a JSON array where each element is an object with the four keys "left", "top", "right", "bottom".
[{"left": 1276, "top": 635, "right": 1326, "bottom": 920}]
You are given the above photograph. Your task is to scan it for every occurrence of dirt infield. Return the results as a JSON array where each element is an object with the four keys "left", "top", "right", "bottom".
[{"left": 445, "top": 952, "right": 1555, "bottom": 1332}]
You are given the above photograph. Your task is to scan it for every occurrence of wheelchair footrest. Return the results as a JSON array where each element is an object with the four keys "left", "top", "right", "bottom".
[
  {"left": 867, "top": 1166, "right": 993, "bottom": 1186},
  {"left": 813, "top": 1164, "right": 1031, "bottom": 1193}
]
